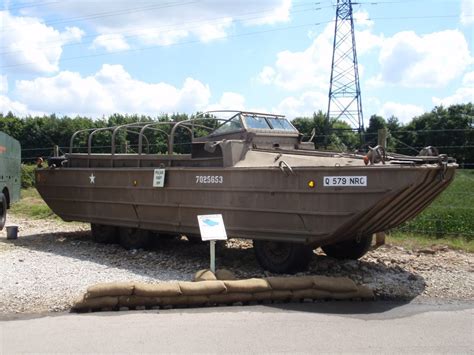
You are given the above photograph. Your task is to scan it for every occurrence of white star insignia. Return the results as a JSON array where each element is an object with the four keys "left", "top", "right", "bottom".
[{"left": 89, "top": 173, "right": 96, "bottom": 184}]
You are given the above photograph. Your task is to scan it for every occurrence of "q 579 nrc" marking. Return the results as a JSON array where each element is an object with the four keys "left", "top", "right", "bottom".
[{"left": 324, "top": 176, "right": 367, "bottom": 187}]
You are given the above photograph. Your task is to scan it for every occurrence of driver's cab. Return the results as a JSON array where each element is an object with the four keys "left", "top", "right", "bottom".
[{"left": 191, "top": 111, "right": 312, "bottom": 163}]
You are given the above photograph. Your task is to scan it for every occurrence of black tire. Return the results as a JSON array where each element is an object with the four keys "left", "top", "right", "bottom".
[
  {"left": 91, "top": 224, "right": 118, "bottom": 244},
  {"left": 253, "top": 240, "right": 313, "bottom": 274},
  {"left": 321, "top": 235, "right": 373, "bottom": 260},
  {"left": 0, "top": 193, "right": 6, "bottom": 231},
  {"left": 119, "top": 227, "right": 151, "bottom": 250}
]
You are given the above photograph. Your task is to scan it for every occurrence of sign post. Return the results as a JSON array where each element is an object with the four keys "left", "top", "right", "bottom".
[{"left": 197, "top": 214, "right": 228, "bottom": 273}]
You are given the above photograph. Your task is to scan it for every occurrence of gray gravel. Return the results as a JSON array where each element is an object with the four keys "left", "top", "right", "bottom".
[{"left": 1, "top": 215, "right": 473, "bottom": 314}]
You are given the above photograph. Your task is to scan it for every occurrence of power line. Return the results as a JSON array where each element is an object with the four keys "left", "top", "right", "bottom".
[
  {"left": 0, "top": 21, "right": 323, "bottom": 70},
  {"left": 0, "top": 4, "right": 316, "bottom": 54},
  {"left": 1, "top": 1, "right": 197, "bottom": 32}
]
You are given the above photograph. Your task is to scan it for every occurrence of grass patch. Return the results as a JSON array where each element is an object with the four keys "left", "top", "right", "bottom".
[
  {"left": 10, "top": 188, "right": 57, "bottom": 220},
  {"left": 396, "top": 170, "right": 474, "bottom": 239},
  {"left": 387, "top": 231, "right": 474, "bottom": 253}
]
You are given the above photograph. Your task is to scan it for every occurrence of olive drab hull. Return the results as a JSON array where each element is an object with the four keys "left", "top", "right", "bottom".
[{"left": 35, "top": 159, "right": 456, "bottom": 246}]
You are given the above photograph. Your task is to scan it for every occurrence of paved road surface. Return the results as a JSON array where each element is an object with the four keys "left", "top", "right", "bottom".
[{"left": 1, "top": 301, "right": 472, "bottom": 353}]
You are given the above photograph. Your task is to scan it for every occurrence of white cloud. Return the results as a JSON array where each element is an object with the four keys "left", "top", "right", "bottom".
[
  {"left": 257, "top": 12, "right": 382, "bottom": 92},
  {"left": 22, "top": 1, "right": 290, "bottom": 48},
  {"left": 12, "top": 64, "right": 211, "bottom": 117},
  {"left": 0, "top": 11, "right": 84, "bottom": 74},
  {"left": 461, "top": 0, "right": 473, "bottom": 25},
  {"left": 206, "top": 92, "right": 246, "bottom": 111},
  {"left": 0, "top": 95, "right": 45, "bottom": 116},
  {"left": 370, "top": 30, "right": 472, "bottom": 88},
  {"left": 432, "top": 71, "right": 474, "bottom": 106},
  {"left": 276, "top": 91, "right": 327, "bottom": 118},
  {"left": 91, "top": 34, "right": 130, "bottom": 52},
  {"left": 462, "top": 71, "right": 474, "bottom": 86},
  {"left": 379, "top": 102, "right": 425, "bottom": 123},
  {"left": 0, "top": 75, "right": 8, "bottom": 94}
]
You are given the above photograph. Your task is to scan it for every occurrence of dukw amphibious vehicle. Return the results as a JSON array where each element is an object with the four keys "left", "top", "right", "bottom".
[{"left": 36, "top": 111, "right": 457, "bottom": 273}]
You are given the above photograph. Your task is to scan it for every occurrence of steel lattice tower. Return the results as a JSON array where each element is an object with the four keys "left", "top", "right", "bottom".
[{"left": 327, "top": 0, "right": 364, "bottom": 133}]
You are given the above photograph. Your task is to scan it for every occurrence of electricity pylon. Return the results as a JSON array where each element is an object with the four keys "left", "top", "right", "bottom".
[{"left": 327, "top": 0, "right": 364, "bottom": 135}]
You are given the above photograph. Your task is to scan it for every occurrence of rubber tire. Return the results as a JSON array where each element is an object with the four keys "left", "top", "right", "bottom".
[
  {"left": 253, "top": 240, "right": 313, "bottom": 274},
  {"left": 321, "top": 235, "right": 373, "bottom": 260},
  {"left": 91, "top": 224, "right": 118, "bottom": 244},
  {"left": 0, "top": 193, "right": 6, "bottom": 231},
  {"left": 119, "top": 227, "right": 151, "bottom": 250}
]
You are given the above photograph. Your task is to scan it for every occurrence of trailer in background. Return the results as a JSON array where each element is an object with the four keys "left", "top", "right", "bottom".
[{"left": 0, "top": 132, "right": 21, "bottom": 230}]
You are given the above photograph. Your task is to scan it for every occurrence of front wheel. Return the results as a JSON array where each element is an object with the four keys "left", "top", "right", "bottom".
[
  {"left": 91, "top": 224, "right": 118, "bottom": 244},
  {"left": 321, "top": 235, "right": 373, "bottom": 260},
  {"left": 253, "top": 240, "right": 313, "bottom": 274},
  {"left": 0, "top": 193, "right": 6, "bottom": 231},
  {"left": 119, "top": 227, "right": 151, "bottom": 250}
]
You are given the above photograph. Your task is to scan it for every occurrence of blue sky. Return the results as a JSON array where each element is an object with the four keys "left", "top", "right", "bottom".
[{"left": 0, "top": 0, "right": 473, "bottom": 126}]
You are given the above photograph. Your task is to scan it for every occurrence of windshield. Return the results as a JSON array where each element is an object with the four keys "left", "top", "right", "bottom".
[
  {"left": 267, "top": 118, "right": 297, "bottom": 131},
  {"left": 243, "top": 115, "right": 272, "bottom": 129},
  {"left": 212, "top": 115, "right": 243, "bottom": 135}
]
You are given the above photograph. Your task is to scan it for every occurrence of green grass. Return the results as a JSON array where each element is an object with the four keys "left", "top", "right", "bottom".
[
  {"left": 395, "top": 170, "right": 474, "bottom": 240},
  {"left": 10, "top": 188, "right": 58, "bottom": 219},
  {"left": 387, "top": 231, "right": 474, "bottom": 253}
]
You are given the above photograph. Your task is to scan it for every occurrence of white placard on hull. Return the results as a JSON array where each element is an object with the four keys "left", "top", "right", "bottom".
[{"left": 153, "top": 169, "right": 166, "bottom": 187}]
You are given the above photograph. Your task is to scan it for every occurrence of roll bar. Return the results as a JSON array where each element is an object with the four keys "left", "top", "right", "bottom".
[{"left": 68, "top": 110, "right": 286, "bottom": 156}]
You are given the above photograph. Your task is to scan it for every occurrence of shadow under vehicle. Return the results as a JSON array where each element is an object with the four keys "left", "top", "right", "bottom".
[
  {"left": 35, "top": 111, "right": 457, "bottom": 273},
  {"left": 0, "top": 132, "right": 21, "bottom": 230}
]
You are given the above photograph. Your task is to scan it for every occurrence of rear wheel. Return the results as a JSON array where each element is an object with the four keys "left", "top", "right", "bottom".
[
  {"left": 91, "top": 224, "right": 118, "bottom": 244},
  {"left": 0, "top": 193, "right": 6, "bottom": 231},
  {"left": 321, "top": 235, "right": 373, "bottom": 260},
  {"left": 253, "top": 240, "right": 313, "bottom": 274},
  {"left": 119, "top": 227, "right": 151, "bottom": 250}
]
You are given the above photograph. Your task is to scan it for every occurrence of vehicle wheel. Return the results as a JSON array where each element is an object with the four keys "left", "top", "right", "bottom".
[
  {"left": 119, "top": 227, "right": 151, "bottom": 250},
  {"left": 321, "top": 235, "right": 373, "bottom": 260},
  {"left": 0, "top": 193, "right": 6, "bottom": 231},
  {"left": 253, "top": 240, "right": 313, "bottom": 274},
  {"left": 91, "top": 224, "right": 118, "bottom": 244}
]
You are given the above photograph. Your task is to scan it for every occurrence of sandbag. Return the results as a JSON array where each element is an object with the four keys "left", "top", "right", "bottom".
[
  {"left": 186, "top": 295, "right": 210, "bottom": 305},
  {"left": 356, "top": 285, "right": 375, "bottom": 299},
  {"left": 193, "top": 269, "right": 217, "bottom": 282},
  {"left": 215, "top": 269, "right": 237, "bottom": 281},
  {"left": 73, "top": 296, "right": 118, "bottom": 310},
  {"left": 134, "top": 282, "right": 182, "bottom": 297},
  {"left": 159, "top": 296, "right": 189, "bottom": 306},
  {"left": 209, "top": 293, "right": 253, "bottom": 304},
  {"left": 292, "top": 289, "right": 332, "bottom": 300},
  {"left": 86, "top": 282, "right": 134, "bottom": 298},
  {"left": 224, "top": 279, "right": 271, "bottom": 293},
  {"left": 265, "top": 276, "right": 313, "bottom": 290},
  {"left": 312, "top": 276, "right": 358, "bottom": 293},
  {"left": 179, "top": 281, "right": 226, "bottom": 296},
  {"left": 118, "top": 296, "right": 160, "bottom": 308},
  {"left": 271, "top": 290, "right": 293, "bottom": 301},
  {"left": 252, "top": 290, "right": 292, "bottom": 301}
]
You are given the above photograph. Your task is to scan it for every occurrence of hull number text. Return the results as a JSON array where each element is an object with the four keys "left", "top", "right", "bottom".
[
  {"left": 195, "top": 175, "right": 223, "bottom": 184},
  {"left": 324, "top": 176, "right": 367, "bottom": 187}
]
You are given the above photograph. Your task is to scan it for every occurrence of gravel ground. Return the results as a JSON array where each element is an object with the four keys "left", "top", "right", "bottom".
[{"left": 1, "top": 215, "right": 473, "bottom": 314}]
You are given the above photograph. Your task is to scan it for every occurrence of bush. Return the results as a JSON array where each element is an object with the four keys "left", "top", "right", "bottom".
[{"left": 21, "top": 164, "right": 36, "bottom": 188}]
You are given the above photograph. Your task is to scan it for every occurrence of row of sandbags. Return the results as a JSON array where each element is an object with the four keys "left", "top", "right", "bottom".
[{"left": 72, "top": 270, "right": 374, "bottom": 311}]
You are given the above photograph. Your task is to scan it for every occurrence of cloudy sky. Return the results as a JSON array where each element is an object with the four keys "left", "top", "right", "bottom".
[{"left": 0, "top": 0, "right": 473, "bottom": 125}]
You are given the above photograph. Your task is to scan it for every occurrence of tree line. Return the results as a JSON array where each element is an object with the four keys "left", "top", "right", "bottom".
[{"left": 1, "top": 103, "right": 472, "bottom": 167}]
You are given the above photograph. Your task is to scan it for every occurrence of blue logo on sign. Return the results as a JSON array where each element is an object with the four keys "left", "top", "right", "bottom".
[{"left": 203, "top": 219, "right": 218, "bottom": 227}]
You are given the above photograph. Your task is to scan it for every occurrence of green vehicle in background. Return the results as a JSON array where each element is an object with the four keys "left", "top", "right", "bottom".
[{"left": 0, "top": 132, "right": 21, "bottom": 230}]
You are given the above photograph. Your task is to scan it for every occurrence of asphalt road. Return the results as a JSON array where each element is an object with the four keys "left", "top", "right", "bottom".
[{"left": 1, "top": 301, "right": 472, "bottom": 354}]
